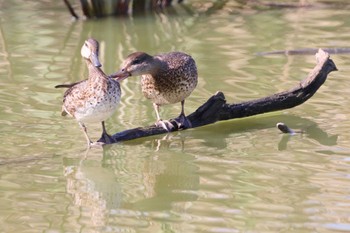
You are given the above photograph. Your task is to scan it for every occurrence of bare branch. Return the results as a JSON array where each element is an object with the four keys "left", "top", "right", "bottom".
[{"left": 100, "top": 49, "right": 337, "bottom": 144}]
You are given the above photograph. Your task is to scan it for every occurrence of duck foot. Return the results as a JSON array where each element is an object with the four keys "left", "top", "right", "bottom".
[
  {"left": 154, "top": 115, "right": 192, "bottom": 132},
  {"left": 97, "top": 132, "right": 114, "bottom": 144},
  {"left": 155, "top": 120, "right": 175, "bottom": 132},
  {"left": 171, "top": 114, "right": 192, "bottom": 130}
]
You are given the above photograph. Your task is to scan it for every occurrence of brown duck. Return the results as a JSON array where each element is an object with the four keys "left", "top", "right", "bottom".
[
  {"left": 56, "top": 38, "right": 121, "bottom": 146},
  {"left": 111, "top": 51, "right": 197, "bottom": 131}
]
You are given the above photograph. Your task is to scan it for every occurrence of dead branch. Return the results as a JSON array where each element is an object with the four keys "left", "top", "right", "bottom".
[{"left": 101, "top": 49, "right": 337, "bottom": 144}]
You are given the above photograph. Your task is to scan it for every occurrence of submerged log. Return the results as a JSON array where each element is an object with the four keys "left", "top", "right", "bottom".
[{"left": 100, "top": 49, "right": 337, "bottom": 144}]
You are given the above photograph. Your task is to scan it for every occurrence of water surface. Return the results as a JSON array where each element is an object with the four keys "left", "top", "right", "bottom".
[{"left": 1, "top": 1, "right": 350, "bottom": 232}]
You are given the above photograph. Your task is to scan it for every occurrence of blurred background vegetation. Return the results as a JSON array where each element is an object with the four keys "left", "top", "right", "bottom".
[{"left": 63, "top": 0, "right": 350, "bottom": 19}]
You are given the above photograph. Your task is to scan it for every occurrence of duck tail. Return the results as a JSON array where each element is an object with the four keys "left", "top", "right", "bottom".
[{"left": 55, "top": 84, "right": 75, "bottom": 88}]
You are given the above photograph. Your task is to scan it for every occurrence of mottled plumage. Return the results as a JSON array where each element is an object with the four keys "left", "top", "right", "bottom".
[
  {"left": 111, "top": 51, "right": 197, "bottom": 131},
  {"left": 56, "top": 38, "right": 121, "bottom": 146}
]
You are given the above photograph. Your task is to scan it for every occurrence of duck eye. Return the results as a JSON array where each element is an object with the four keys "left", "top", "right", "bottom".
[{"left": 132, "top": 59, "right": 141, "bottom": 65}]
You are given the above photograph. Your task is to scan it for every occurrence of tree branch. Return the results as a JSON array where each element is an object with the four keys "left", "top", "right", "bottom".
[{"left": 102, "top": 49, "right": 337, "bottom": 144}]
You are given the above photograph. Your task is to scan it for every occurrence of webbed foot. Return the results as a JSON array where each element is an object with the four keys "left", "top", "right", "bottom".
[
  {"left": 97, "top": 132, "right": 114, "bottom": 144},
  {"left": 172, "top": 114, "right": 192, "bottom": 130},
  {"left": 155, "top": 120, "right": 175, "bottom": 132}
]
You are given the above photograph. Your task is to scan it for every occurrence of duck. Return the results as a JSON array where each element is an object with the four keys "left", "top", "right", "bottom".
[
  {"left": 56, "top": 38, "right": 121, "bottom": 146},
  {"left": 111, "top": 51, "right": 197, "bottom": 131}
]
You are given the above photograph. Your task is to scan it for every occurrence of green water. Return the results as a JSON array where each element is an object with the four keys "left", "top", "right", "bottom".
[{"left": 1, "top": 1, "right": 350, "bottom": 232}]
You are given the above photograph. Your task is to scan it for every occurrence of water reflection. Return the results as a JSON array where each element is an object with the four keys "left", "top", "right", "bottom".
[
  {"left": 59, "top": 111, "right": 341, "bottom": 230},
  {"left": 61, "top": 142, "right": 199, "bottom": 230},
  {"left": 276, "top": 116, "right": 338, "bottom": 151},
  {"left": 61, "top": 128, "right": 340, "bottom": 232},
  {"left": 63, "top": 151, "right": 122, "bottom": 228},
  {"left": 110, "top": 113, "right": 338, "bottom": 152}
]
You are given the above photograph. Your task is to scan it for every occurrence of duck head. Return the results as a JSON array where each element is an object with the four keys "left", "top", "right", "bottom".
[
  {"left": 81, "top": 38, "right": 102, "bottom": 67},
  {"left": 111, "top": 52, "right": 157, "bottom": 81}
]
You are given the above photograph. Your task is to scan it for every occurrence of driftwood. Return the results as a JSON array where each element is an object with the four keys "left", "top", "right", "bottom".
[{"left": 100, "top": 49, "right": 337, "bottom": 144}]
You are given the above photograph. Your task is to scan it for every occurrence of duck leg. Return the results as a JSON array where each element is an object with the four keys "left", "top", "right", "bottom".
[
  {"left": 97, "top": 121, "right": 114, "bottom": 144},
  {"left": 173, "top": 100, "right": 192, "bottom": 129},
  {"left": 153, "top": 103, "right": 175, "bottom": 131},
  {"left": 79, "top": 122, "right": 93, "bottom": 146}
]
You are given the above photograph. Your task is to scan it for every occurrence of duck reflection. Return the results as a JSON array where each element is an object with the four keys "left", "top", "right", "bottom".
[
  {"left": 63, "top": 152, "right": 122, "bottom": 227},
  {"left": 102, "top": 145, "right": 199, "bottom": 212}
]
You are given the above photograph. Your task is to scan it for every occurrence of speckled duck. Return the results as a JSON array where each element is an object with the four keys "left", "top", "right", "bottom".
[
  {"left": 56, "top": 38, "right": 121, "bottom": 146},
  {"left": 111, "top": 51, "right": 197, "bottom": 131}
]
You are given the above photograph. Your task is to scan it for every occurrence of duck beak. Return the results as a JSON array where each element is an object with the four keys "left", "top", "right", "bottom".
[
  {"left": 110, "top": 69, "right": 130, "bottom": 81},
  {"left": 91, "top": 52, "right": 102, "bottom": 67}
]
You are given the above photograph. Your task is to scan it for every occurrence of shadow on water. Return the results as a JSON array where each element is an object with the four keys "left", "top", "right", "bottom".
[{"left": 104, "top": 113, "right": 338, "bottom": 151}]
